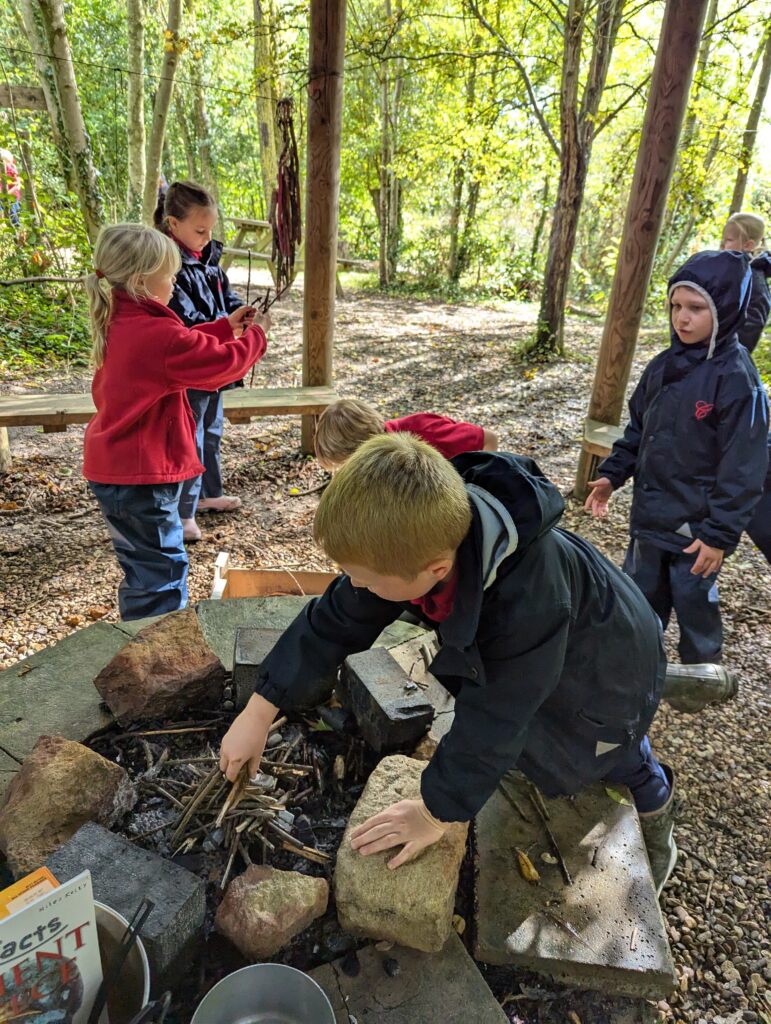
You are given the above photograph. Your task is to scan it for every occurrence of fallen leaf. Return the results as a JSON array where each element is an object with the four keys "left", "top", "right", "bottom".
[
  {"left": 65, "top": 615, "right": 84, "bottom": 627},
  {"left": 516, "top": 848, "right": 541, "bottom": 883},
  {"left": 310, "top": 718, "right": 333, "bottom": 732},
  {"left": 0, "top": 501, "right": 19, "bottom": 511},
  {"left": 86, "top": 606, "right": 110, "bottom": 620},
  {"left": 452, "top": 914, "right": 466, "bottom": 935},
  {"left": 605, "top": 786, "right": 633, "bottom": 806}
]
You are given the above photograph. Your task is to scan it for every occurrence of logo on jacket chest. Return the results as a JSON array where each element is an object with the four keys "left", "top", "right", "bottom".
[{"left": 694, "top": 400, "right": 715, "bottom": 421}]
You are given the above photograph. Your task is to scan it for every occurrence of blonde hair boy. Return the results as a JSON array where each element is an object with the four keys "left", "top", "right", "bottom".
[
  {"left": 314, "top": 433, "right": 472, "bottom": 578},
  {"left": 315, "top": 399, "right": 386, "bottom": 468}
]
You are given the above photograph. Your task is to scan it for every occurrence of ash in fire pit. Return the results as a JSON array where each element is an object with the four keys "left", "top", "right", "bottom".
[{"left": 87, "top": 702, "right": 378, "bottom": 1014}]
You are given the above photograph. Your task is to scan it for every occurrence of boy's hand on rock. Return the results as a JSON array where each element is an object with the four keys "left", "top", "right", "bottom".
[
  {"left": 584, "top": 477, "right": 613, "bottom": 518},
  {"left": 350, "top": 798, "right": 450, "bottom": 870},
  {"left": 219, "top": 693, "right": 278, "bottom": 782},
  {"left": 684, "top": 538, "right": 724, "bottom": 577}
]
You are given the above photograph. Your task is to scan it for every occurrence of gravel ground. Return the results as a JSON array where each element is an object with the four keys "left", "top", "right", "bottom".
[{"left": 0, "top": 283, "right": 768, "bottom": 1022}]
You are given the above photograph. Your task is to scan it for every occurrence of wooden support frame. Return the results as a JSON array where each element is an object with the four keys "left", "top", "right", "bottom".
[
  {"left": 301, "top": 0, "right": 347, "bottom": 454},
  {"left": 574, "top": 0, "right": 709, "bottom": 499}
]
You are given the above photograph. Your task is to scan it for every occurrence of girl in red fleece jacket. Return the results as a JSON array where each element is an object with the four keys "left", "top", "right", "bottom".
[{"left": 83, "top": 223, "right": 269, "bottom": 620}]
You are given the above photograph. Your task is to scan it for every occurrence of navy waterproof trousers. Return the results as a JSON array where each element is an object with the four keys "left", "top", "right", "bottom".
[
  {"left": 89, "top": 481, "right": 188, "bottom": 620},
  {"left": 178, "top": 388, "right": 225, "bottom": 519}
]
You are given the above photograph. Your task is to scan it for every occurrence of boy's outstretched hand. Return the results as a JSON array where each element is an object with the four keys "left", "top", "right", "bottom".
[
  {"left": 683, "top": 538, "right": 724, "bottom": 577},
  {"left": 219, "top": 693, "right": 278, "bottom": 782},
  {"left": 584, "top": 477, "right": 614, "bottom": 518},
  {"left": 350, "top": 798, "right": 450, "bottom": 869}
]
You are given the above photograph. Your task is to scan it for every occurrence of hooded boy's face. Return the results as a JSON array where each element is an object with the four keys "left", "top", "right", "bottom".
[{"left": 670, "top": 286, "right": 714, "bottom": 346}]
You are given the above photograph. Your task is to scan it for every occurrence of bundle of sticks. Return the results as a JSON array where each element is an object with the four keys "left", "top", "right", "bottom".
[
  {"left": 267, "top": 96, "right": 302, "bottom": 304},
  {"left": 135, "top": 720, "right": 330, "bottom": 892}
]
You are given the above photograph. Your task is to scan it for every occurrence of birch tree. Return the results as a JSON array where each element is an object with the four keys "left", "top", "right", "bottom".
[
  {"left": 126, "top": 0, "right": 146, "bottom": 217},
  {"left": 142, "top": 0, "right": 183, "bottom": 224},
  {"left": 730, "top": 25, "right": 771, "bottom": 214}
]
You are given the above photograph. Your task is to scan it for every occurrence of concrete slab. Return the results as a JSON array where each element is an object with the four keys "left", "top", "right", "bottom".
[
  {"left": 0, "top": 622, "right": 120, "bottom": 761},
  {"left": 232, "top": 627, "right": 285, "bottom": 709},
  {"left": 46, "top": 821, "right": 205, "bottom": 980},
  {"left": 474, "top": 776, "right": 676, "bottom": 1000},
  {"left": 196, "top": 597, "right": 311, "bottom": 671},
  {"left": 310, "top": 933, "right": 508, "bottom": 1023},
  {"left": 372, "top": 618, "right": 430, "bottom": 650}
]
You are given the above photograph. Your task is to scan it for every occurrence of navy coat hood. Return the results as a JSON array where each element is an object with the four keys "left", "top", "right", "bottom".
[{"left": 668, "top": 250, "right": 753, "bottom": 359}]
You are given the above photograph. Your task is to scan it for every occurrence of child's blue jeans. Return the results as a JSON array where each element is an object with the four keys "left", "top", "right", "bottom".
[
  {"left": 179, "top": 389, "right": 225, "bottom": 519},
  {"left": 602, "top": 736, "right": 670, "bottom": 813},
  {"left": 623, "top": 538, "right": 722, "bottom": 664},
  {"left": 88, "top": 481, "right": 188, "bottom": 621}
]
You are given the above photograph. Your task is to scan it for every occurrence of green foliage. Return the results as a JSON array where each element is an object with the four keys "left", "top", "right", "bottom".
[
  {"left": 0, "top": 0, "right": 770, "bottom": 367},
  {"left": 0, "top": 286, "right": 91, "bottom": 370}
]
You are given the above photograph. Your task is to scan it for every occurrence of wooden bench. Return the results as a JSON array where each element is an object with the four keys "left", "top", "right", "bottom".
[
  {"left": 0, "top": 385, "right": 339, "bottom": 470},
  {"left": 583, "top": 418, "right": 623, "bottom": 458}
]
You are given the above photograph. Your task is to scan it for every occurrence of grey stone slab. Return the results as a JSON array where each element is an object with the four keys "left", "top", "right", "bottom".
[
  {"left": 475, "top": 777, "right": 676, "bottom": 1000},
  {"left": 338, "top": 648, "right": 433, "bottom": 752},
  {"left": 113, "top": 613, "right": 168, "bottom": 637},
  {"left": 310, "top": 933, "right": 508, "bottom": 1023},
  {"left": 372, "top": 617, "right": 430, "bottom": 650},
  {"left": 196, "top": 597, "right": 311, "bottom": 671},
  {"left": 232, "top": 627, "right": 285, "bottom": 709},
  {"left": 0, "top": 622, "right": 120, "bottom": 761},
  {"left": 46, "top": 821, "right": 205, "bottom": 980}
]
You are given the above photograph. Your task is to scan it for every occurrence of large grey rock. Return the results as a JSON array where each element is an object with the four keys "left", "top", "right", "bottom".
[
  {"left": 232, "top": 627, "right": 284, "bottom": 709},
  {"left": 338, "top": 648, "right": 434, "bottom": 752},
  {"left": 0, "top": 736, "right": 135, "bottom": 876},
  {"left": 215, "top": 864, "right": 328, "bottom": 960},
  {"left": 0, "top": 750, "right": 20, "bottom": 805},
  {"left": 0, "top": 622, "right": 120, "bottom": 762},
  {"left": 310, "top": 933, "right": 508, "bottom": 1023},
  {"left": 46, "top": 821, "right": 205, "bottom": 979},
  {"left": 475, "top": 775, "right": 677, "bottom": 999},
  {"left": 94, "top": 608, "right": 224, "bottom": 724},
  {"left": 335, "top": 755, "right": 468, "bottom": 952}
]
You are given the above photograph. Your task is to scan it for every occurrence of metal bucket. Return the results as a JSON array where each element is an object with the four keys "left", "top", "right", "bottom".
[
  {"left": 95, "top": 901, "right": 151, "bottom": 1024},
  {"left": 190, "top": 963, "right": 336, "bottom": 1024}
]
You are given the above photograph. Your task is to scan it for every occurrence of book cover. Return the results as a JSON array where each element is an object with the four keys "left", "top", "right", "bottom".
[
  {"left": 0, "top": 866, "right": 60, "bottom": 920},
  {"left": 0, "top": 869, "right": 105, "bottom": 1023}
]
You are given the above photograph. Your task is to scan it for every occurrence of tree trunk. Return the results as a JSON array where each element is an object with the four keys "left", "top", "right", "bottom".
[
  {"left": 34, "top": 0, "right": 105, "bottom": 242},
  {"left": 575, "top": 0, "right": 709, "bottom": 496},
  {"left": 301, "top": 0, "right": 346, "bottom": 452},
  {"left": 173, "top": 92, "right": 198, "bottom": 179},
  {"left": 729, "top": 26, "right": 771, "bottom": 215},
  {"left": 447, "top": 159, "right": 465, "bottom": 283},
  {"left": 530, "top": 176, "right": 551, "bottom": 275},
  {"left": 254, "top": 0, "right": 278, "bottom": 218},
  {"left": 455, "top": 178, "right": 480, "bottom": 280},
  {"left": 143, "top": 0, "right": 182, "bottom": 224},
  {"left": 17, "top": 0, "right": 76, "bottom": 192},
  {"left": 18, "top": 129, "right": 39, "bottom": 216},
  {"left": 126, "top": 0, "right": 145, "bottom": 218},
  {"left": 531, "top": 0, "right": 623, "bottom": 358}
]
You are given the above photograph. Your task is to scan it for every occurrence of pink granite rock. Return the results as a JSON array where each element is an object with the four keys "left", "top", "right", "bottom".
[
  {"left": 93, "top": 608, "right": 224, "bottom": 724},
  {"left": 0, "top": 735, "right": 136, "bottom": 875},
  {"left": 215, "top": 865, "right": 329, "bottom": 960}
]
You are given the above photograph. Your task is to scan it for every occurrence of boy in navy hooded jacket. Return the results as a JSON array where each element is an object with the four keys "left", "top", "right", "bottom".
[{"left": 585, "top": 251, "right": 768, "bottom": 664}]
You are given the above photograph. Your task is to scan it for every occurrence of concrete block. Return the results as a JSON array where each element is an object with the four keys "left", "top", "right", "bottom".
[
  {"left": 46, "top": 821, "right": 205, "bottom": 980},
  {"left": 338, "top": 647, "right": 434, "bottom": 752},
  {"left": 196, "top": 597, "right": 311, "bottom": 671},
  {"left": 0, "top": 623, "right": 120, "bottom": 761},
  {"left": 233, "top": 627, "right": 289, "bottom": 710},
  {"left": 310, "top": 934, "right": 508, "bottom": 1023},
  {"left": 474, "top": 776, "right": 677, "bottom": 1000},
  {"left": 372, "top": 617, "right": 431, "bottom": 650}
]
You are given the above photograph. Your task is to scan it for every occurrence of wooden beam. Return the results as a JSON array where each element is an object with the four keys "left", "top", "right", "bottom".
[
  {"left": 301, "top": 0, "right": 347, "bottom": 454},
  {"left": 575, "top": 0, "right": 709, "bottom": 498},
  {"left": 0, "top": 85, "right": 46, "bottom": 111}
]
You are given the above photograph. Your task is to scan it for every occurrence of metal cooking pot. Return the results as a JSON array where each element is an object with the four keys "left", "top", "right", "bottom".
[
  {"left": 94, "top": 901, "right": 151, "bottom": 1024},
  {"left": 190, "top": 963, "right": 336, "bottom": 1024}
]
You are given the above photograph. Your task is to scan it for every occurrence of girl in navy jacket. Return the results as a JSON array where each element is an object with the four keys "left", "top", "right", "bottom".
[{"left": 155, "top": 181, "right": 249, "bottom": 542}]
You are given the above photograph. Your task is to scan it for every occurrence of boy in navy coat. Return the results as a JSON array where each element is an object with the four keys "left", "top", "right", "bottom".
[{"left": 586, "top": 251, "right": 768, "bottom": 665}]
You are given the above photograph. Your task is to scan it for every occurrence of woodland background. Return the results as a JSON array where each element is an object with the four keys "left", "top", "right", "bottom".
[{"left": 0, "top": 0, "right": 770, "bottom": 370}]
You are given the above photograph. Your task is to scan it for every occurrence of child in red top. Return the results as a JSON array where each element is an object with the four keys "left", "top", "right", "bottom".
[
  {"left": 314, "top": 398, "right": 497, "bottom": 471},
  {"left": 83, "top": 223, "right": 270, "bottom": 620}
]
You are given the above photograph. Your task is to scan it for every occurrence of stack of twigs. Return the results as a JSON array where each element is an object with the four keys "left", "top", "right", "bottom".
[{"left": 124, "top": 719, "right": 331, "bottom": 892}]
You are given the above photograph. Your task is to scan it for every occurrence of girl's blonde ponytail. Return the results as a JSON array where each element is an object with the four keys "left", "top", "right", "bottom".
[
  {"left": 85, "top": 273, "right": 112, "bottom": 368},
  {"left": 87, "top": 223, "right": 181, "bottom": 369}
]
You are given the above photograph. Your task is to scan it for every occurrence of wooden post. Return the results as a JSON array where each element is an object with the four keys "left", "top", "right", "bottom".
[
  {"left": 301, "top": 0, "right": 346, "bottom": 454},
  {"left": 575, "top": 0, "right": 709, "bottom": 498}
]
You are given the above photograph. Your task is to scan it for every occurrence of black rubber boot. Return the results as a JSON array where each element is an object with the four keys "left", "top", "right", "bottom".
[
  {"left": 662, "top": 663, "right": 738, "bottom": 713},
  {"left": 639, "top": 765, "right": 678, "bottom": 897}
]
